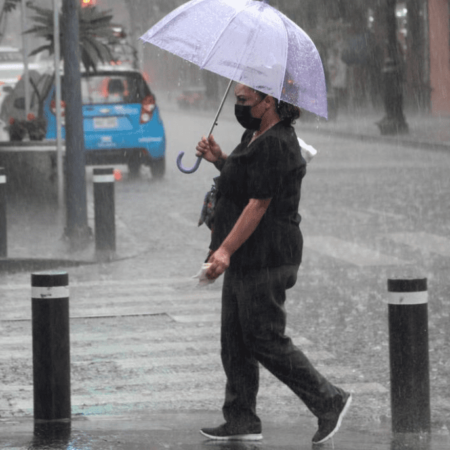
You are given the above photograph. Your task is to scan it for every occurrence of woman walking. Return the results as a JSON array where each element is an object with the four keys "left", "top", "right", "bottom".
[{"left": 195, "top": 83, "right": 351, "bottom": 445}]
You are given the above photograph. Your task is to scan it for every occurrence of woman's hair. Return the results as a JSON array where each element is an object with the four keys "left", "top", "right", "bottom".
[{"left": 255, "top": 89, "right": 301, "bottom": 126}]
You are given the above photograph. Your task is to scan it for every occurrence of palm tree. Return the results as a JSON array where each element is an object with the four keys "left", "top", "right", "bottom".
[
  {"left": 26, "top": 3, "right": 118, "bottom": 72},
  {"left": 0, "top": 0, "right": 21, "bottom": 44}
]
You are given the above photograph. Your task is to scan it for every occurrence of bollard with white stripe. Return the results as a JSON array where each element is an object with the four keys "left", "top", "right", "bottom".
[
  {"left": 387, "top": 278, "right": 430, "bottom": 433},
  {"left": 0, "top": 167, "right": 6, "bottom": 257},
  {"left": 32, "top": 271, "right": 71, "bottom": 422},
  {"left": 93, "top": 167, "right": 116, "bottom": 257}
]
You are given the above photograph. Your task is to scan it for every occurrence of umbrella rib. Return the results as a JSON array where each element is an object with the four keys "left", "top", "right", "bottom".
[{"left": 277, "top": 10, "right": 290, "bottom": 102}]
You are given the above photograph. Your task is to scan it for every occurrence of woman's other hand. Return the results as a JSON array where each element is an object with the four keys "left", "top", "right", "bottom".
[
  {"left": 196, "top": 135, "right": 223, "bottom": 163},
  {"left": 206, "top": 247, "right": 230, "bottom": 280}
]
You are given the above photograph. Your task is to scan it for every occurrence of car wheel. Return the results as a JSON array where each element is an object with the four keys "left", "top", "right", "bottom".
[{"left": 150, "top": 157, "right": 165, "bottom": 179}]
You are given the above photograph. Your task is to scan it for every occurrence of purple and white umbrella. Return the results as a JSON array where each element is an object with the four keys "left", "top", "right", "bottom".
[{"left": 141, "top": 0, "right": 326, "bottom": 173}]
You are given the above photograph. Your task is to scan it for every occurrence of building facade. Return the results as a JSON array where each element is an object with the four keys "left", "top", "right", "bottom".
[{"left": 428, "top": 0, "right": 450, "bottom": 115}]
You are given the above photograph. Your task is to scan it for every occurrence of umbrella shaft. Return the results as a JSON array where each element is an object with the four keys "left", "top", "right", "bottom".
[{"left": 207, "top": 79, "right": 234, "bottom": 138}]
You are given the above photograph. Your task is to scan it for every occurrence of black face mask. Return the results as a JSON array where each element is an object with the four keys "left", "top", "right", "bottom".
[{"left": 234, "top": 104, "right": 262, "bottom": 131}]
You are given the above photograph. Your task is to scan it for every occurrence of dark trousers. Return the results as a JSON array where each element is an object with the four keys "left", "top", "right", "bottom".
[{"left": 220, "top": 265, "right": 345, "bottom": 431}]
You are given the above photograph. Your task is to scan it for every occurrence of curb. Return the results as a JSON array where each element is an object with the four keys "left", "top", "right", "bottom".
[
  {"left": 298, "top": 125, "right": 450, "bottom": 152},
  {"left": 0, "top": 248, "right": 150, "bottom": 274},
  {"left": 0, "top": 258, "right": 95, "bottom": 273}
]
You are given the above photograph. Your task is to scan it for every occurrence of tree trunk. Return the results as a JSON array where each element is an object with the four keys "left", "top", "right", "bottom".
[{"left": 377, "top": 0, "right": 409, "bottom": 135}]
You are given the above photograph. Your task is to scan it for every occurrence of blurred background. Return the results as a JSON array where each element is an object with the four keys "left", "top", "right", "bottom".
[{"left": 1, "top": 0, "right": 447, "bottom": 119}]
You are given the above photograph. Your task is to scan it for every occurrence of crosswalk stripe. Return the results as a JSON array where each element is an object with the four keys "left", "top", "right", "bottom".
[
  {"left": 305, "top": 236, "right": 408, "bottom": 266},
  {"left": 0, "top": 277, "right": 202, "bottom": 292},
  {"left": 2, "top": 309, "right": 220, "bottom": 322},
  {"left": 0, "top": 327, "right": 220, "bottom": 346},
  {"left": 115, "top": 349, "right": 335, "bottom": 370},
  {"left": 11, "top": 381, "right": 387, "bottom": 412},
  {"left": 0, "top": 365, "right": 359, "bottom": 394},
  {"left": 0, "top": 329, "right": 313, "bottom": 347},
  {"left": 340, "top": 383, "right": 388, "bottom": 394},
  {"left": 1, "top": 294, "right": 222, "bottom": 321},
  {"left": 0, "top": 340, "right": 221, "bottom": 360},
  {"left": 0, "top": 291, "right": 221, "bottom": 308},
  {"left": 387, "top": 232, "right": 450, "bottom": 257},
  {"left": 169, "top": 313, "right": 220, "bottom": 323}
]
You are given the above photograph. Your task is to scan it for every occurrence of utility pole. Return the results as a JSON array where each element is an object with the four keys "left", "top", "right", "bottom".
[
  {"left": 53, "top": 0, "right": 64, "bottom": 209},
  {"left": 377, "top": 0, "right": 409, "bottom": 135},
  {"left": 62, "top": 0, "right": 90, "bottom": 249},
  {"left": 21, "top": 0, "right": 30, "bottom": 119}
]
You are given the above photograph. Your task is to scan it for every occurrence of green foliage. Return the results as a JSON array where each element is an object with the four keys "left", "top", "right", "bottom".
[
  {"left": 3, "top": 0, "right": 21, "bottom": 14},
  {"left": 26, "top": 4, "right": 118, "bottom": 72}
]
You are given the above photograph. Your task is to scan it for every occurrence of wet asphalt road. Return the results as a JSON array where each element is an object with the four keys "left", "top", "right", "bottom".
[{"left": 0, "top": 101, "right": 449, "bottom": 446}]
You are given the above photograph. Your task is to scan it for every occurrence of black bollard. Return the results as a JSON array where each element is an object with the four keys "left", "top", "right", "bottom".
[
  {"left": 32, "top": 271, "right": 71, "bottom": 422},
  {"left": 0, "top": 167, "right": 6, "bottom": 258},
  {"left": 93, "top": 167, "right": 116, "bottom": 257},
  {"left": 387, "top": 278, "right": 430, "bottom": 433},
  {"left": 32, "top": 421, "right": 71, "bottom": 449}
]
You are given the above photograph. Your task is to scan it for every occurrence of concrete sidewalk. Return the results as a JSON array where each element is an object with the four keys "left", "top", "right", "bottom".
[
  {"left": 297, "top": 108, "right": 450, "bottom": 152},
  {"left": 0, "top": 188, "right": 145, "bottom": 273},
  {"left": 1, "top": 410, "right": 449, "bottom": 450}
]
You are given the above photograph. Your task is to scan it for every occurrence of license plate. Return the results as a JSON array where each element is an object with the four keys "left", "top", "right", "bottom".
[{"left": 93, "top": 117, "right": 118, "bottom": 129}]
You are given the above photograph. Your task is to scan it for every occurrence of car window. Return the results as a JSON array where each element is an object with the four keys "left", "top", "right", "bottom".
[{"left": 75, "top": 73, "right": 151, "bottom": 105}]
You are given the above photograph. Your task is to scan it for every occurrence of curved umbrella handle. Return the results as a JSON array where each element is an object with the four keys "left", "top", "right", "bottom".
[
  {"left": 177, "top": 152, "right": 202, "bottom": 174},
  {"left": 176, "top": 78, "right": 234, "bottom": 175}
]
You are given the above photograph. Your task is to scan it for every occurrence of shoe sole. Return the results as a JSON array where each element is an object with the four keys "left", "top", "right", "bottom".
[
  {"left": 200, "top": 430, "right": 263, "bottom": 441},
  {"left": 313, "top": 393, "right": 353, "bottom": 445}
]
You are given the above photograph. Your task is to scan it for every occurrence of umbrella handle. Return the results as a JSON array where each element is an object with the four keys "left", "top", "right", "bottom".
[
  {"left": 176, "top": 153, "right": 202, "bottom": 173},
  {"left": 176, "top": 78, "right": 234, "bottom": 174}
]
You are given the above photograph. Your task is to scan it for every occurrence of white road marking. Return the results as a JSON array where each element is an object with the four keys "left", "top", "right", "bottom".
[
  {"left": 1, "top": 289, "right": 221, "bottom": 321},
  {"left": 0, "top": 326, "right": 221, "bottom": 346},
  {"left": 387, "top": 232, "right": 450, "bottom": 257},
  {"left": 0, "top": 365, "right": 358, "bottom": 394},
  {"left": 169, "top": 313, "right": 220, "bottom": 323},
  {"left": 365, "top": 208, "right": 405, "bottom": 220},
  {"left": 11, "top": 381, "right": 387, "bottom": 412},
  {"left": 115, "top": 349, "right": 335, "bottom": 370},
  {"left": 0, "top": 277, "right": 202, "bottom": 291},
  {"left": 0, "top": 340, "right": 221, "bottom": 360},
  {"left": 305, "top": 236, "right": 408, "bottom": 266}
]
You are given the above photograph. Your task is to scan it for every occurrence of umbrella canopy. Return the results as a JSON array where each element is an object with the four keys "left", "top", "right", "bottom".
[{"left": 141, "top": 0, "right": 327, "bottom": 118}]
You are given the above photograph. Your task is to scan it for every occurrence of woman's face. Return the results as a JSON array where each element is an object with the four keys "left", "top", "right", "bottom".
[{"left": 234, "top": 84, "right": 265, "bottom": 117}]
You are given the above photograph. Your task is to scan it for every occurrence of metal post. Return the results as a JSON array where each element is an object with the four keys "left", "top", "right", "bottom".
[
  {"left": 53, "top": 0, "right": 64, "bottom": 209},
  {"left": 93, "top": 168, "right": 116, "bottom": 258},
  {"left": 387, "top": 278, "right": 430, "bottom": 433},
  {"left": 0, "top": 167, "right": 6, "bottom": 258},
  {"left": 21, "top": 0, "right": 30, "bottom": 119},
  {"left": 32, "top": 271, "right": 71, "bottom": 422}
]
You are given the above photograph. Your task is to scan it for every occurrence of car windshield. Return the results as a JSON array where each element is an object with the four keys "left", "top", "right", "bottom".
[{"left": 79, "top": 72, "right": 151, "bottom": 105}]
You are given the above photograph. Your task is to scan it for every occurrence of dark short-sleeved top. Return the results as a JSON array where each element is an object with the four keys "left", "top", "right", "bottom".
[{"left": 210, "top": 121, "right": 306, "bottom": 272}]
